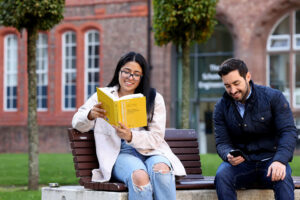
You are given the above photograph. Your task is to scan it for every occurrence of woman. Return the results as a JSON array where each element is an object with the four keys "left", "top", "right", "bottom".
[{"left": 72, "top": 52, "right": 186, "bottom": 200}]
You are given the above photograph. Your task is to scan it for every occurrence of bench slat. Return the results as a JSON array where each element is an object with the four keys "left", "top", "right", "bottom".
[
  {"left": 185, "top": 168, "right": 202, "bottom": 174},
  {"left": 167, "top": 141, "right": 198, "bottom": 148},
  {"left": 71, "top": 141, "right": 95, "bottom": 148},
  {"left": 165, "top": 129, "right": 197, "bottom": 140},
  {"left": 68, "top": 129, "right": 94, "bottom": 141},
  {"left": 181, "top": 161, "right": 201, "bottom": 168},
  {"left": 72, "top": 148, "right": 96, "bottom": 155},
  {"left": 170, "top": 148, "right": 199, "bottom": 154},
  {"left": 75, "top": 163, "right": 99, "bottom": 170},
  {"left": 176, "top": 154, "right": 200, "bottom": 161},
  {"left": 74, "top": 155, "right": 98, "bottom": 162},
  {"left": 76, "top": 170, "right": 92, "bottom": 177}
]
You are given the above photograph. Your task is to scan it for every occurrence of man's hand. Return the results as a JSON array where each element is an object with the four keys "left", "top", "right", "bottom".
[
  {"left": 267, "top": 161, "right": 286, "bottom": 181},
  {"left": 113, "top": 122, "right": 132, "bottom": 142},
  {"left": 88, "top": 103, "right": 106, "bottom": 120},
  {"left": 227, "top": 153, "right": 245, "bottom": 166}
]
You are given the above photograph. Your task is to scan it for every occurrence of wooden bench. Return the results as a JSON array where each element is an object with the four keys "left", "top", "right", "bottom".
[{"left": 68, "top": 128, "right": 300, "bottom": 191}]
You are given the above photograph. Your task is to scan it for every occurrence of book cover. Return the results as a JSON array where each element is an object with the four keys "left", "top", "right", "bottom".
[{"left": 96, "top": 87, "right": 147, "bottom": 128}]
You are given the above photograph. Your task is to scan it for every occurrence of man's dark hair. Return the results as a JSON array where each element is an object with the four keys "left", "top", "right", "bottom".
[{"left": 218, "top": 58, "right": 248, "bottom": 79}]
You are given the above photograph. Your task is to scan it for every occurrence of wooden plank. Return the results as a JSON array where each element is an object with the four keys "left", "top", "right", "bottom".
[
  {"left": 181, "top": 161, "right": 201, "bottom": 168},
  {"left": 170, "top": 148, "right": 199, "bottom": 154},
  {"left": 74, "top": 155, "right": 98, "bottom": 163},
  {"left": 75, "top": 162, "right": 99, "bottom": 170},
  {"left": 72, "top": 148, "right": 96, "bottom": 155},
  {"left": 185, "top": 168, "right": 202, "bottom": 174},
  {"left": 68, "top": 128, "right": 94, "bottom": 141},
  {"left": 167, "top": 141, "right": 198, "bottom": 148},
  {"left": 165, "top": 129, "right": 197, "bottom": 141},
  {"left": 182, "top": 174, "right": 204, "bottom": 179},
  {"left": 76, "top": 170, "right": 92, "bottom": 177},
  {"left": 71, "top": 141, "right": 95, "bottom": 148},
  {"left": 293, "top": 176, "right": 300, "bottom": 189},
  {"left": 176, "top": 154, "right": 200, "bottom": 161}
]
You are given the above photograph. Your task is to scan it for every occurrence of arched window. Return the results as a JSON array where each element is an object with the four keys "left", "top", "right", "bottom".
[
  {"left": 4, "top": 34, "right": 18, "bottom": 111},
  {"left": 62, "top": 31, "right": 76, "bottom": 110},
  {"left": 85, "top": 30, "right": 100, "bottom": 100},
  {"left": 36, "top": 33, "right": 48, "bottom": 110},
  {"left": 267, "top": 10, "right": 300, "bottom": 108}
]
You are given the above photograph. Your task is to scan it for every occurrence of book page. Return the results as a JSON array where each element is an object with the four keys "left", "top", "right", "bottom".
[{"left": 119, "top": 97, "right": 147, "bottom": 128}]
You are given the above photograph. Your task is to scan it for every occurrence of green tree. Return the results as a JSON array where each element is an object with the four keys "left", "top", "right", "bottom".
[
  {"left": 0, "top": 0, "right": 65, "bottom": 190},
  {"left": 153, "top": 0, "right": 217, "bottom": 128}
]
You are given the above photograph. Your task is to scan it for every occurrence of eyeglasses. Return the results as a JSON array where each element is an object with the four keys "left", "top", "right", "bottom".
[{"left": 120, "top": 70, "right": 143, "bottom": 80}]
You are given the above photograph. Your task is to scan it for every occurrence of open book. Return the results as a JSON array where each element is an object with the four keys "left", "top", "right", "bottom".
[{"left": 96, "top": 87, "right": 147, "bottom": 128}]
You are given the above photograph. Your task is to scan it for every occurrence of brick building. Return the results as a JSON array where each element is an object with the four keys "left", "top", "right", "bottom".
[{"left": 0, "top": 0, "right": 299, "bottom": 153}]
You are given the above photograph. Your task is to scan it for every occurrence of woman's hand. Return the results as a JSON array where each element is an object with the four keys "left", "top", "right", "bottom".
[
  {"left": 87, "top": 103, "right": 106, "bottom": 120},
  {"left": 113, "top": 122, "right": 132, "bottom": 142}
]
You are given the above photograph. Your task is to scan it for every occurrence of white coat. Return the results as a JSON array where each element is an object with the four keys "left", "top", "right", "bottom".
[{"left": 72, "top": 86, "right": 186, "bottom": 182}]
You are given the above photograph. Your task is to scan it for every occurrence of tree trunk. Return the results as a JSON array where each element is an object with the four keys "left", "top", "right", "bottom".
[
  {"left": 27, "top": 26, "right": 39, "bottom": 190},
  {"left": 181, "top": 40, "right": 191, "bottom": 129}
]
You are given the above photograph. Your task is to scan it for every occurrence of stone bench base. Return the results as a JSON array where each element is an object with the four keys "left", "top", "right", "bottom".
[{"left": 42, "top": 186, "right": 300, "bottom": 200}]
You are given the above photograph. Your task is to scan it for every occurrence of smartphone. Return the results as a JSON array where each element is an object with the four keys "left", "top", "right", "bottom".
[{"left": 229, "top": 149, "right": 244, "bottom": 157}]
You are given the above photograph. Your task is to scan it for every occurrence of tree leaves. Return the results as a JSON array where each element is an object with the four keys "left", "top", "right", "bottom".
[
  {"left": 0, "top": 0, "right": 65, "bottom": 31},
  {"left": 153, "top": 0, "right": 218, "bottom": 46}
]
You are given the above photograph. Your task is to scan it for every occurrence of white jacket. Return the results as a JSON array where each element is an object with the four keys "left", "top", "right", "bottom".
[{"left": 72, "top": 86, "right": 186, "bottom": 182}]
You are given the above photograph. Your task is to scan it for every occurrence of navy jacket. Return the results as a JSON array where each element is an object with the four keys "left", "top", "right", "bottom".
[{"left": 213, "top": 81, "right": 297, "bottom": 165}]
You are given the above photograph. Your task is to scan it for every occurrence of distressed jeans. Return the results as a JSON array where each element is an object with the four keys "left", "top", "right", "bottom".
[
  {"left": 214, "top": 159, "right": 294, "bottom": 200},
  {"left": 112, "top": 140, "right": 176, "bottom": 200}
]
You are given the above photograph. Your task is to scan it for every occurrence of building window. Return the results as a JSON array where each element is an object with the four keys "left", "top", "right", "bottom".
[
  {"left": 36, "top": 33, "right": 48, "bottom": 110},
  {"left": 267, "top": 11, "right": 300, "bottom": 107},
  {"left": 4, "top": 34, "right": 18, "bottom": 111},
  {"left": 85, "top": 30, "right": 100, "bottom": 100},
  {"left": 62, "top": 31, "right": 76, "bottom": 110}
]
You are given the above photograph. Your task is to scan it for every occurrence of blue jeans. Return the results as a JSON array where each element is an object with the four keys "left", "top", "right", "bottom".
[
  {"left": 112, "top": 140, "right": 176, "bottom": 200},
  {"left": 214, "top": 159, "right": 294, "bottom": 200}
]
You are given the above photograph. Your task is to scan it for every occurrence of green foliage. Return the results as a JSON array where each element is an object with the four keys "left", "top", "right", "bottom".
[
  {"left": 0, "top": 0, "right": 65, "bottom": 31},
  {"left": 153, "top": 0, "right": 218, "bottom": 46}
]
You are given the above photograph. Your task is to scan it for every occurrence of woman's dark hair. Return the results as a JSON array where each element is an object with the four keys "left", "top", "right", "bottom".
[
  {"left": 218, "top": 58, "right": 248, "bottom": 79},
  {"left": 107, "top": 52, "right": 155, "bottom": 118}
]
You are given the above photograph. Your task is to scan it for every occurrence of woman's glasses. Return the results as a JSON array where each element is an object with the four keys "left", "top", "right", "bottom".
[{"left": 120, "top": 70, "right": 143, "bottom": 81}]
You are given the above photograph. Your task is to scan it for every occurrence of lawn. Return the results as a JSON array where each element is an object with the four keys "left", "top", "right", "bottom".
[{"left": 0, "top": 153, "right": 299, "bottom": 200}]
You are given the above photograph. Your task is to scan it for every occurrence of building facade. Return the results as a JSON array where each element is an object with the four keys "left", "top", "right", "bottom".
[{"left": 0, "top": 0, "right": 299, "bottom": 153}]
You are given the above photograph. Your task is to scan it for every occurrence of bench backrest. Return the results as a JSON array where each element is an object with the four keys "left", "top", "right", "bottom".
[{"left": 68, "top": 128, "right": 203, "bottom": 191}]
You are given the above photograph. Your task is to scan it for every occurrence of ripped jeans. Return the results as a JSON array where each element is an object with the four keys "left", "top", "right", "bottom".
[{"left": 111, "top": 140, "right": 176, "bottom": 200}]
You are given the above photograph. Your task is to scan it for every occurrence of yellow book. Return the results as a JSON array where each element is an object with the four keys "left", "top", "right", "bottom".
[{"left": 96, "top": 87, "right": 147, "bottom": 128}]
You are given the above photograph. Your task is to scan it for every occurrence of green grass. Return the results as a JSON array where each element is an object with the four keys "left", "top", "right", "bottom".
[
  {"left": 0, "top": 153, "right": 78, "bottom": 186},
  {"left": 0, "top": 188, "right": 40, "bottom": 200},
  {"left": 0, "top": 153, "right": 299, "bottom": 200}
]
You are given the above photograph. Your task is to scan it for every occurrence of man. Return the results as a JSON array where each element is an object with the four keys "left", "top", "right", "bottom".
[{"left": 213, "top": 58, "right": 297, "bottom": 200}]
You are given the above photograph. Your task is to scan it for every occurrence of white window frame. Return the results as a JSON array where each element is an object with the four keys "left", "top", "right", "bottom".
[
  {"left": 84, "top": 30, "right": 100, "bottom": 100},
  {"left": 292, "top": 52, "right": 300, "bottom": 108},
  {"left": 293, "top": 34, "right": 300, "bottom": 50},
  {"left": 267, "top": 11, "right": 300, "bottom": 109},
  {"left": 36, "top": 33, "right": 48, "bottom": 111},
  {"left": 4, "top": 34, "right": 18, "bottom": 111},
  {"left": 267, "top": 34, "right": 290, "bottom": 52},
  {"left": 62, "top": 31, "right": 77, "bottom": 111}
]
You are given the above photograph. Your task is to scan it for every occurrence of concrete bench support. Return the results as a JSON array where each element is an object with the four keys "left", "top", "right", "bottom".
[{"left": 42, "top": 186, "right": 300, "bottom": 200}]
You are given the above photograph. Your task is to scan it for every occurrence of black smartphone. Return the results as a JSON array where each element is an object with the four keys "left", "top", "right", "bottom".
[{"left": 229, "top": 149, "right": 243, "bottom": 157}]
